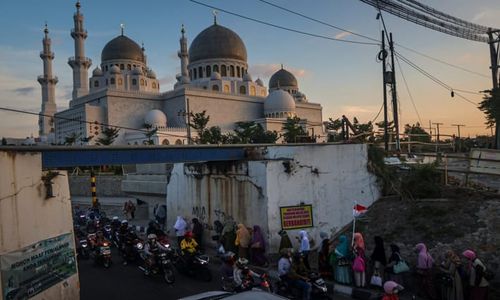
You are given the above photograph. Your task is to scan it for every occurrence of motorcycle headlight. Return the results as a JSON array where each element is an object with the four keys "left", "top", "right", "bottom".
[
  {"left": 136, "top": 243, "right": 143, "bottom": 250},
  {"left": 321, "top": 287, "right": 327, "bottom": 293}
]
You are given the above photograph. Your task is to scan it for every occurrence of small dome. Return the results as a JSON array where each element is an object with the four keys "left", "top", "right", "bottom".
[
  {"left": 211, "top": 71, "right": 221, "bottom": 80},
  {"left": 269, "top": 68, "right": 298, "bottom": 89},
  {"left": 243, "top": 73, "right": 252, "bottom": 82},
  {"left": 110, "top": 65, "right": 121, "bottom": 74},
  {"left": 92, "top": 67, "right": 103, "bottom": 77},
  {"left": 189, "top": 24, "right": 247, "bottom": 63},
  {"left": 147, "top": 69, "right": 157, "bottom": 79},
  {"left": 144, "top": 109, "right": 167, "bottom": 128},
  {"left": 101, "top": 35, "right": 145, "bottom": 63},
  {"left": 255, "top": 78, "right": 264, "bottom": 86},
  {"left": 264, "top": 89, "right": 296, "bottom": 116},
  {"left": 132, "top": 66, "right": 143, "bottom": 75}
]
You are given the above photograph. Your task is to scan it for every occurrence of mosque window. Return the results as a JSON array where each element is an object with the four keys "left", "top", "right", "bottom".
[
  {"left": 193, "top": 68, "right": 197, "bottom": 79},
  {"left": 213, "top": 65, "right": 219, "bottom": 73},
  {"left": 189, "top": 70, "right": 192, "bottom": 80},
  {"left": 94, "top": 80, "right": 99, "bottom": 88},
  {"left": 140, "top": 79, "right": 145, "bottom": 86},
  {"left": 105, "top": 66, "right": 108, "bottom": 72},
  {"left": 239, "top": 86, "right": 246, "bottom": 94},
  {"left": 223, "top": 85, "right": 230, "bottom": 93},
  {"left": 120, "top": 64, "right": 124, "bottom": 70},
  {"left": 250, "top": 86, "right": 256, "bottom": 96},
  {"left": 162, "top": 139, "right": 170, "bottom": 145},
  {"left": 212, "top": 85, "right": 219, "bottom": 91},
  {"left": 261, "top": 90, "right": 266, "bottom": 96},
  {"left": 110, "top": 78, "right": 116, "bottom": 84},
  {"left": 206, "top": 65, "right": 211, "bottom": 77},
  {"left": 132, "top": 79, "right": 137, "bottom": 85},
  {"left": 175, "top": 139, "right": 183, "bottom": 145},
  {"left": 221, "top": 65, "right": 227, "bottom": 77},
  {"left": 152, "top": 82, "right": 156, "bottom": 89},
  {"left": 230, "top": 65, "right": 235, "bottom": 77},
  {"left": 237, "top": 66, "right": 241, "bottom": 78},
  {"left": 127, "top": 64, "right": 131, "bottom": 70},
  {"left": 198, "top": 66, "right": 203, "bottom": 78},
  {"left": 118, "top": 78, "right": 123, "bottom": 85}
]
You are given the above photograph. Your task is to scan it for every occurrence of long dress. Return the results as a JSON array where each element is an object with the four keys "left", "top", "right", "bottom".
[
  {"left": 441, "top": 261, "right": 464, "bottom": 300},
  {"left": 334, "top": 235, "right": 352, "bottom": 284}
]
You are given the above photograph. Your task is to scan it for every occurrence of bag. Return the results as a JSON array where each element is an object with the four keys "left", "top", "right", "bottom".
[
  {"left": 337, "top": 257, "right": 350, "bottom": 267},
  {"left": 393, "top": 260, "right": 410, "bottom": 274},
  {"left": 370, "top": 273, "right": 383, "bottom": 287},
  {"left": 352, "top": 256, "right": 365, "bottom": 272}
]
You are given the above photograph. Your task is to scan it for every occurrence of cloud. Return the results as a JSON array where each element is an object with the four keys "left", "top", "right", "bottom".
[
  {"left": 249, "top": 63, "right": 309, "bottom": 80},
  {"left": 471, "top": 9, "right": 500, "bottom": 26},
  {"left": 340, "top": 105, "right": 377, "bottom": 114},
  {"left": 12, "top": 86, "right": 36, "bottom": 96},
  {"left": 335, "top": 31, "right": 352, "bottom": 40}
]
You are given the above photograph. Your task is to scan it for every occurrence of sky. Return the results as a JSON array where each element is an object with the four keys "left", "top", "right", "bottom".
[{"left": 0, "top": 0, "right": 499, "bottom": 139}]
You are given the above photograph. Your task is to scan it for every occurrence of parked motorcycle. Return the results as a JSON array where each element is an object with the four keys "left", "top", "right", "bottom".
[
  {"left": 139, "top": 246, "right": 176, "bottom": 284},
  {"left": 174, "top": 250, "right": 212, "bottom": 282}
]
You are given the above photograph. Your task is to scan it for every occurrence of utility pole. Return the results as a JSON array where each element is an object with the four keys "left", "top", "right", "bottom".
[
  {"left": 381, "top": 31, "right": 389, "bottom": 151},
  {"left": 487, "top": 29, "right": 500, "bottom": 149},
  {"left": 178, "top": 98, "right": 192, "bottom": 144},
  {"left": 433, "top": 122, "right": 443, "bottom": 153},
  {"left": 389, "top": 33, "right": 400, "bottom": 152},
  {"left": 452, "top": 124, "right": 465, "bottom": 152}
]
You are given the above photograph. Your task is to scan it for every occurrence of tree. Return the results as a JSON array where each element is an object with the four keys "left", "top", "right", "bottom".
[
  {"left": 282, "top": 116, "right": 312, "bottom": 143},
  {"left": 233, "top": 121, "right": 278, "bottom": 144},
  {"left": 64, "top": 132, "right": 80, "bottom": 145},
  {"left": 404, "top": 123, "right": 431, "bottom": 143},
  {"left": 96, "top": 127, "right": 120, "bottom": 145},
  {"left": 143, "top": 124, "right": 158, "bottom": 145},
  {"left": 479, "top": 88, "right": 500, "bottom": 129},
  {"left": 324, "top": 117, "right": 343, "bottom": 142},
  {"left": 79, "top": 135, "right": 94, "bottom": 145},
  {"left": 351, "top": 117, "right": 374, "bottom": 142},
  {"left": 190, "top": 110, "right": 210, "bottom": 138}
]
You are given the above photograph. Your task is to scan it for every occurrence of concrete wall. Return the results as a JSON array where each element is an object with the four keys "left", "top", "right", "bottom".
[
  {"left": 166, "top": 143, "right": 379, "bottom": 252},
  {"left": 69, "top": 175, "right": 127, "bottom": 197},
  {"left": 0, "top": 151, "right": 79, "bottom": 299}
]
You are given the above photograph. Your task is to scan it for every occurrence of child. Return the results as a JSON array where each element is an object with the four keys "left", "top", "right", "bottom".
[{"left": 382, "top": 281, "right": 404, "bottom": 300}]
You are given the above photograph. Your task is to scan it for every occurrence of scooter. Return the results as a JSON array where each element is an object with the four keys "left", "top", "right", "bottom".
[
  {"left": 174, "top": 250, "right": 212, "bottom": 282},
  {"left": 309, "top": 272, "right": 330, "bottom": 299},
  {"left": 139, "top": 246, "right": 176, "bottom": 284},
  {"left": 92, "top": 241, "right": 112, "bottom": 268}
]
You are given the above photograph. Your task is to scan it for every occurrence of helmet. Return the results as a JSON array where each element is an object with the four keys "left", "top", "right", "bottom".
[
  {"left": 96, "top": 230, "right": 103, "bottom": 236},
  {"left": 148, "top": 234, "right": 157, "bottom": 241},
  {"left": 236, "top": 257, "right": 249, "bottom": 268},
  {"left": 184, "top": 231, "right": 193, "bottom": 238},
  {"left": 112, "top": 216, "right": 119, "bottom": 221},
  {"left": 121, "top": 220, "right": 128, "bottom": 225}
]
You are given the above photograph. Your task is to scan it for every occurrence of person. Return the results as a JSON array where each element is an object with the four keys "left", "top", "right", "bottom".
[
  {"left": 290, "top": 252, "right": 312, "bottom": 300},
  {"left": 278, "top": 230, "right": 293, "bottom": 254},
  {"left": 382, "top": 281, "right": 404, "bottom": 300},
  {"left": 123, "top": 201, "right": 131, "bottom": 220},
  {"left": 143, "top": 233, "right": 168, "bottom": 275},
  {"left": 386, "top": 244, "right": 405, "bottom": 285},
  {"left": 220, "top": 220, "right": 237, "bottom": 254},
  {"left": 154, "top": 203, "right": 166, "bottom": 230},
  {"left": 89, "top": 230, "right": 107, "bottom": 250},
  {"left": 440, "top": 250, "right": 464, "bottom": 300},
  {"left": 352, "top": 232, "right": 366, "bottom": 287},
  {"left": 117, "top": 220, "right": 129, "bottom": 249},
  {"left": 415, "top": 243, "right": 437, "bottom": 300},
  {"left": 318, "top": 233, "right": 332, "bottom": 279},
  {"left": 334, "top": 234, "right": 352, "bottom": 284},
  {"left": 122, "top": 228, "right": 139, "bottom": 265},
  {"left": 370, "top": 236, "right": 387, "bottom": 282},
  {"left": 180, "top": 231, "right": 198, "bottom": 255},
  {"left": 86, "top": 213, "right": 98, "bottom": 234},
  {"left": 221, "top": 251, "right": 236, "bottom": 278},
  {"left": 250, "top": 225, "right": 268, "bottom": 267},
  {"left": 191, "top": 218, "right": 204, "bottom": 249},
  {"left": 297, "top": 230, "right": 311, "bottom": 270},
  {"left": 173, "top": 216, "right": 187, "bottom": 247},
  {"left": 462, "top": 250, "right": 489, "bottom": 300},
  {"left": 233, "top": 258, "right": 260, "bottom": 292},
  {"left": 236, "top": 224, "right": 251, "bottom": 259},
  {"left": 110, "top": 216, "right": 121, "bottom": 232},
  {"left": 92, "top": 198, "right": 101, "bottom": 215},
  {"left": 128, "top": 200, "right": 136, "bottom": 220}
]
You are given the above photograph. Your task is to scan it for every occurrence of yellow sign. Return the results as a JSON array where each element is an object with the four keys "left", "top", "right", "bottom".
[{"left": 280, "top": 205, "right": 313, "bottom": 230}]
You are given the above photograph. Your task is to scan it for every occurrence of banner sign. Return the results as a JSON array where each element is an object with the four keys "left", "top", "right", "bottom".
[
  {"left": 280, "top": 204, "right": 313, "bottom": 230},
  {"left": 1, "top": 233, "right": 77, "bottom": 300}
]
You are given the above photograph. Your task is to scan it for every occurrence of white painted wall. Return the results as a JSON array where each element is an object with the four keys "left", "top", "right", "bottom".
[
  {"left": 0, "top": 151, "right": 79, "bottom": 299},
  {"left": 166, "top": 143, "right": 379, "bottom": 252}
]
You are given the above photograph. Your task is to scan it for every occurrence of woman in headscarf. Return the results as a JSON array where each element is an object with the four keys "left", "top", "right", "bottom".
[
  {"left": 462, "top": 250, "right": 489, "bottom": 300},
  {"left": 250, "top": 225, "right": 268, "bottom": 266},
  {"left": 298, "top": 230, "right": 311, "bottom": 270},
  {"left": 370, "top": 236, "right": 387, "bottom": 281},
  {"left": 386, "top": 244, "right": 404, "bottom": 285},
  {"left": 318, "top": 232, "right": 332, "bottom": 278},
  {"left": 236, "top": 223, "right": 251, "bottom": 259},
  {"left": 352, "top": 232, "right": 366, "bottom": 287},
  {"left": 334, "top": 234, "right": 352, "bottom": 284},
  {"left": 191, "top": 218, "right": 204, "bottom": 249},
  {"left": 278, "top": 230, "right": 293, "bottom": 253},
  {"left": 440, "top": 250, "right": 464, "bottom": 300},
  {"left": 382, "top": 281, "right": 404, "bottom": 300},
  {"left": 221, "top": 220, "right": 237, "bottom": 254},
  {"left": 415, "top": 243, "right": 437, "bottom": 300},
  {"left": 173, "top": 216, "right": 187, "bottom": 247}
]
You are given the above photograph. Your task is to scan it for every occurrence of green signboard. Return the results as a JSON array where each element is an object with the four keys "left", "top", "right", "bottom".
[{"left": 1, "top": 233, "right": 77, "bottom": 300}]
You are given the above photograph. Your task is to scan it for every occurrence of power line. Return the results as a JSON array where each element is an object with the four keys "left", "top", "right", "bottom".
[
  {"left": 0, "top": 106, "right": 188, "bottom": 139},
  {"left": 370, "top": 102, "right": 384, "bottom": 123},
  {"left": 394, "top": 54, "right": 422, "bottom": 124},
  {"left": 188, "top": 0, "right": 380, "bottom": 46}
]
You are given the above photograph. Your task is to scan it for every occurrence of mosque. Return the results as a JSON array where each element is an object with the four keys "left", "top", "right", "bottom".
[{"left": 38, "top": 1, "right": 325, "bottom": 145}]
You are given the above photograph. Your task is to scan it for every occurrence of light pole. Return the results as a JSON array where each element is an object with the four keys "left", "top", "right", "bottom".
[
  {"left": 178, "top": 98, "right": 192, "bottom": 144},
  {"left": 432, "top": 122, "right": 443, "bottom": 153},
  {"left": 451, "top": 124, "right": 465, "bottom": 152}
]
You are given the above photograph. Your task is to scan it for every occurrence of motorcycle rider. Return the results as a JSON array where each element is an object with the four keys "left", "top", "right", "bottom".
[
  {"left": 90, "top": 231, "right": 108, "bottom": 255},
  {"left": 233, "top": 258, "right": 260, "bottom": 292},
  {"left": 122, "top": 228, "right": 139, "bottom": 265},
  {"left": 278, "top": 249, "right": 311, "bottom": 300},
  {"left": 86, "top": 213, "right": 98, "bottom": 234},
  {"left": 110, "top": 216, "right": 121, "bottom": 232},
  {"left": 143, "top": 233, "right": 168, "bottom": 275},
  {"left": 180, "top": 231, "right": 199, "bottom": 270}
]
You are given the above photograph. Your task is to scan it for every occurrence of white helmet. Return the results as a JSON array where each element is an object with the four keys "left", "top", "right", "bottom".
[
  {"left": 121, "top": 220, "right": 128, "bottom": 225},
  {"left": 113, "top": 216, "right": 119, "bottom": 221},
  {"left": 147, "top": 234, "right": 157, "bottom": 240}
]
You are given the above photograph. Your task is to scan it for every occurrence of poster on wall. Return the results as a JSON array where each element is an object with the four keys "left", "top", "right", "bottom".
[
  {"left": 0, "top": 233, "right": 77, "bottom": 300},
  {"left": 280, "top": 204, "right": 314, "bottom": 230}
]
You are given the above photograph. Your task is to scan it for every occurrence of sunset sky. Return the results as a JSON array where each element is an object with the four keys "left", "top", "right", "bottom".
[{"left": 0, "top": 0, "right": 499, "bottom": 139}]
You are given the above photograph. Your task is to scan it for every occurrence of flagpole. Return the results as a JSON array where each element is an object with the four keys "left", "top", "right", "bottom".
[{"left": 352, "top": 202, "right": 357, "bottom": 246}]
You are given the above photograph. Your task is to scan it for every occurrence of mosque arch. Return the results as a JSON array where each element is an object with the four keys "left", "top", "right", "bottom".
[
  {"left": 132, "top": 78, "right": 137, "bottom": 85},
  {"left": 221, "top": 65, "right": 227, "bottom": 77},
  {"left": 223, "top": 85, "right": 230, "bottom": 93},
  {"left": 213, "top": 65, "right": 219, "bottom": 73},
  {"left": 239, "top": 85, "right": 246, "bottom": 95},
  {"left": 162, "top": 139, "right": 170, "bottom": 145},
  {"left": 250, "top": 86, "right": 256, "bottom": 96},
  {"left": 198, "top": 66, "right": 203, "bottom": 78},
  {"left": 193, "top": 68, "right": 197, "bottom": 79},
  {"left": 212, "top": 85, "right": 219, "bottom": 91},
  {"left": 118, "top": 78, "right": 123, "bottom": 85},
  {"left": 206, "top": 65, "right": 211, "bottom": 77},
  {"left": 94, "top": 80, "right": 99, "bottom": 88},
  {"left": 120, "top": 64, "right": 124, "bottom": 70},
  {"left": 175, "top": 139, "right": 183, "bottom": 145},
  {"left": 110, "top": 78, "right": 116, "bottom": 85},
  {"left": 140, "top": 79, "right": 145, "bottom": 86},
  {"left": 236, "top": 66, "right": 241, "bottom": 78},
  {"left": 230, "top": 65, "right": 235, "bottom": 77}
]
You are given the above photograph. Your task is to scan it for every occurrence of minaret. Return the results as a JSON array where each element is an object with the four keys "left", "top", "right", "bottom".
[
  {"left": 178, "top": 24, "right": 190, "bottom": 84},
  {"left": 38, "top": 24, "right": 58, "bottom": 139},
  {"left": 68, "top": 0, "right": 91, "bottom": 99}
]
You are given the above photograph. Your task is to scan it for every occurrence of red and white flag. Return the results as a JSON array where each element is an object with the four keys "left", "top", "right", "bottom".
[{"left": 353, "top": 204, "right": 367, "bottom": 217}]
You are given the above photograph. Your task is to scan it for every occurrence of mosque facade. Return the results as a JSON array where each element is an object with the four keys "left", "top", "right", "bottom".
[{"left": 39, "top": 2, "right": 325, "bottom": 145}]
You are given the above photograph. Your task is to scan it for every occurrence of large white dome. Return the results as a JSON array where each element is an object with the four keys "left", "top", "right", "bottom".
[
  {"left": 144, "top": 109, "right": 167, "bottom": 128},
  {"left": 264, "top": 89, "right": 296, "bottom": 117}
]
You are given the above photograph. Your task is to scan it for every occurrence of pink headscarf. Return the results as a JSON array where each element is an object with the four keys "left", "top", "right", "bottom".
[
  {"left": 354, "top": 232, "right": 365, "bottom": 251},
  {"left": 416, "top": 243, "right": 434, "bottom": 269},
  {"left": 462, "top": 249, "right": 476, "bottom": 261},
  {"left": 383, "top": 281, "right": 399, "bottom": 294}
]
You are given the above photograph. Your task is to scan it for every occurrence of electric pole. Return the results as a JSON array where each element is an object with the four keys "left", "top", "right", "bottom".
[
  {"left": 178, "top": 98, "right": 193, "bottom": 144},
  {"left": 452, "top": 124, "right": 465, "bottom": 152},
  {"left": 389, "top": 33, "right": 400, "bottom": 152},
  {"left": 381, "top": 31, "right": 389, "bottom": 151},
  {"left": 433, "top": 122, "right": 443, "bottom": 153},
  {"left": 487, "top": 29, "right": 500, "bottom": 149}
]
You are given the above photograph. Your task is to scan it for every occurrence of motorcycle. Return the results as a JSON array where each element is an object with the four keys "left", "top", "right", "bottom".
[
  {"left": 223, "top": 272, "right": 272, "bottom": 293},
  {"left": 92, "top": 241, "right": 112, "bottom": 268},
  {"left": 174, "top": 250, "right": 212, "bottom": 282},
  {"left": 103, "top": 224, "right": 113, "bottom": 241},
  {"left": 79, "top": 238, "right": 90, "bottom": 259},
  {"left": 123, "top": 238, "right": 145, "bottom": 264},
  {"left": 276, "top": 273, "right": 330, "bottom": 300},
  {"left": 139, "top": 245, "right": 176, "bottom": 284}
]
